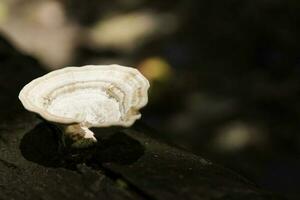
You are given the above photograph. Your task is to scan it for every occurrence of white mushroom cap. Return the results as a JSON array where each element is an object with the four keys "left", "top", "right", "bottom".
[{"left": 19, "top": 64, "right": 150, "bottom": 128}]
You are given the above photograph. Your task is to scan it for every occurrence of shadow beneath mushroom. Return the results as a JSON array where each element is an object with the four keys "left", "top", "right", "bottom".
[{"left": 20, "top": 122, "right": 145, "bottom": 169}]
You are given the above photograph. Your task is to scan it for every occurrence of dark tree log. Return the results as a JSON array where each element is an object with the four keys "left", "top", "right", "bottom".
[{"left": 0, "top": 35, "right": 283, "bottom": 200}]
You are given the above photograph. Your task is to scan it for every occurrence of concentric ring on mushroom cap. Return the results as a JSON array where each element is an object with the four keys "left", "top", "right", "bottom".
[{"left": 19, "top": 65, "right": 150, "bottom": 127}]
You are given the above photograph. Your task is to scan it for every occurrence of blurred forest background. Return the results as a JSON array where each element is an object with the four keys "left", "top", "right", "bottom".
[{"left": 0, "top": 0, "right": 299, "bottom": 199}]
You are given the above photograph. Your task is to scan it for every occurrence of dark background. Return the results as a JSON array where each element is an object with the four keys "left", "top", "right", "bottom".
[{"left": 0, "top": 0, "right": 299, "bottom": 199}]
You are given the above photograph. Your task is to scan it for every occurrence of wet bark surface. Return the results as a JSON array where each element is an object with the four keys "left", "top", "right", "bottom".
[{"left": 0, "top": 35, "right": 283, "bottom": 200}]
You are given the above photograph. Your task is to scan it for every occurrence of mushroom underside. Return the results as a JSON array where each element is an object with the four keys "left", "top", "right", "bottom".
[{"left": 46, "top": 86, "right": 127, "bottom": 126}]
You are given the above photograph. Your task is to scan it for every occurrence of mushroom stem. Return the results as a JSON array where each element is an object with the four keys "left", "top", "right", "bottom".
[{"left": 61, "top": 124, "right": 97, "bottom": 148}]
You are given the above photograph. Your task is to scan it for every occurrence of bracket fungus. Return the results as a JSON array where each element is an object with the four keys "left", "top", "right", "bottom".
[{"left": 19, "top": 65, "right": 150, "bottom": 148}]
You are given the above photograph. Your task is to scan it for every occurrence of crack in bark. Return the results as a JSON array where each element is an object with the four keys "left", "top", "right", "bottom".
[
  {"left": 98, "top": 164, "right": 156, "bottom": 200},
  {"left": 0, "top": 158, "right": 18, "bottom": 170},
  {"left": 74, "top": 163, "right": 152, "bottom": 200}
]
